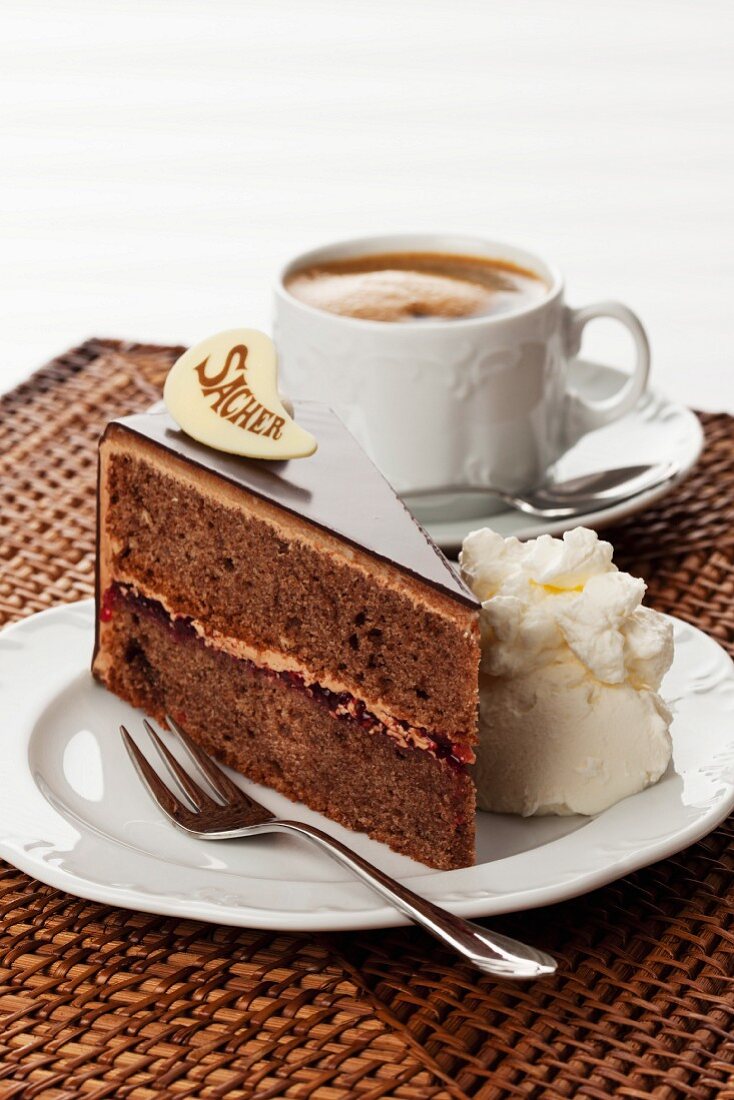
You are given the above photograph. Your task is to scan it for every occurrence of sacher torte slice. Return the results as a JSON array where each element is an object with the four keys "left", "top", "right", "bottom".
[{"left": 93, "top": 401, "right": 480, "bottom": 869}]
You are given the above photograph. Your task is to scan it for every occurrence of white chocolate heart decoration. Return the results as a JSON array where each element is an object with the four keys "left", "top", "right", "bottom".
[{"left": 163, "top": 328, "right": 317, "bottom": 460}]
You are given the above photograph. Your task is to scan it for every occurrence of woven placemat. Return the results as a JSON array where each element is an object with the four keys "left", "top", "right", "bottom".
[{"left": 0, "top": 340, "right": 732, "bottom": 1100}]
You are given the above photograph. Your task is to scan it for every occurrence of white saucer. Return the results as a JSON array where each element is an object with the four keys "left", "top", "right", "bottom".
[
  {"left": 421, "top": 361, "right": 703, "bottom": 551},
  {"left": 1, "top": 601, "right": 732, "bottom": 932}
]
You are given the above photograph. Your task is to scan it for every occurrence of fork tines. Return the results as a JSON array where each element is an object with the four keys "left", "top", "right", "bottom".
[{"left": 120, "top": 714, "right": 253, "bottom": 823}]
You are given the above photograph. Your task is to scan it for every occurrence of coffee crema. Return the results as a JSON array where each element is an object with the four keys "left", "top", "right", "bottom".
[{"left": 285, "top": 251, "right": 548, "bottom": 323}]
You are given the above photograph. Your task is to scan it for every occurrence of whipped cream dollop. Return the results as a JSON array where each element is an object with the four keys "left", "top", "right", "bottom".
[{"left": 460, "top": 527, "right": 674, "bottom": 816}]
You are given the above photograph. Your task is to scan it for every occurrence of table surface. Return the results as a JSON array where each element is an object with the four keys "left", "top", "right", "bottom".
[{"left": 2, "top": 0, "right": 734, "bottom": 412}]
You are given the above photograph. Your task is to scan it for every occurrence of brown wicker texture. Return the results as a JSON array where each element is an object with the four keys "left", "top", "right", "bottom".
[{"left": 0, "top": 340, "right": 732, "bottom": 1100}]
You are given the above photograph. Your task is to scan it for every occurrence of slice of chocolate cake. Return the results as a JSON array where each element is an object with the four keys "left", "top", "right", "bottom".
[{"left": 93, "top": 403, "right": 480, "bottom": 869}]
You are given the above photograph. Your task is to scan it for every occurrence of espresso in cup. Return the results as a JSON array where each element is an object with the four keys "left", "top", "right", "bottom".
[{"left": 285, "top": 251, "right": 548, "bottom": 323}]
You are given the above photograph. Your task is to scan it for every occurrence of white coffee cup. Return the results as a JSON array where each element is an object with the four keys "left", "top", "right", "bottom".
[{"left": 274, "top": 234, "right": 650, "bottom": 522}]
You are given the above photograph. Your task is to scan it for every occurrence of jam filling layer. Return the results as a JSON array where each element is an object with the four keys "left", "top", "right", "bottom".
[{"left": 102, "top": 583, "right": 474, "bottom": 768}]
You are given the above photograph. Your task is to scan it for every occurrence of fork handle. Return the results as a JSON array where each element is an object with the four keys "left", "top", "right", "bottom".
[{"left": 254, "top": 819, "right": 556, "bottom": 979}]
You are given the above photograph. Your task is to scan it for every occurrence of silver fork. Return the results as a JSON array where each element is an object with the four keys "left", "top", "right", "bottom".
[{"left": 121, "top": 716, "right": 557, "bottom": 979}]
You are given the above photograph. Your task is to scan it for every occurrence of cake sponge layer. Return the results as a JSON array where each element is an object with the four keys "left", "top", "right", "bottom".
[{"left": 97, "top": 591, "right": 476, "bottom": 870}]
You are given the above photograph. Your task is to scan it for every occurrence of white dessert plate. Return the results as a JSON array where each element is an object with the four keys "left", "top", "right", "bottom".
[
  {"left": 420, "top": 361, "right": 704, "bottom": 551},
  {"left": 1, "top": 601, "right": 732, "bottom": 932}
]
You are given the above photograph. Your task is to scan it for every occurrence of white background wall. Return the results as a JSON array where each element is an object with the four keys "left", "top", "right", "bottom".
[{"left": 2, "top": 0, "right": 733, "bottom": 410}]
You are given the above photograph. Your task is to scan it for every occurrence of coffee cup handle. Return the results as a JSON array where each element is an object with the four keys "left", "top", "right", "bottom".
[{"left": 563, "top": 301, "right": 650, "bottom": 444}]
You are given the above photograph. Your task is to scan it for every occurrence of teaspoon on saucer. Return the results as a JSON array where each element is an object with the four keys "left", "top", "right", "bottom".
[{"left": 408, "top": 462, "right": 678, "bottom": 519}]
